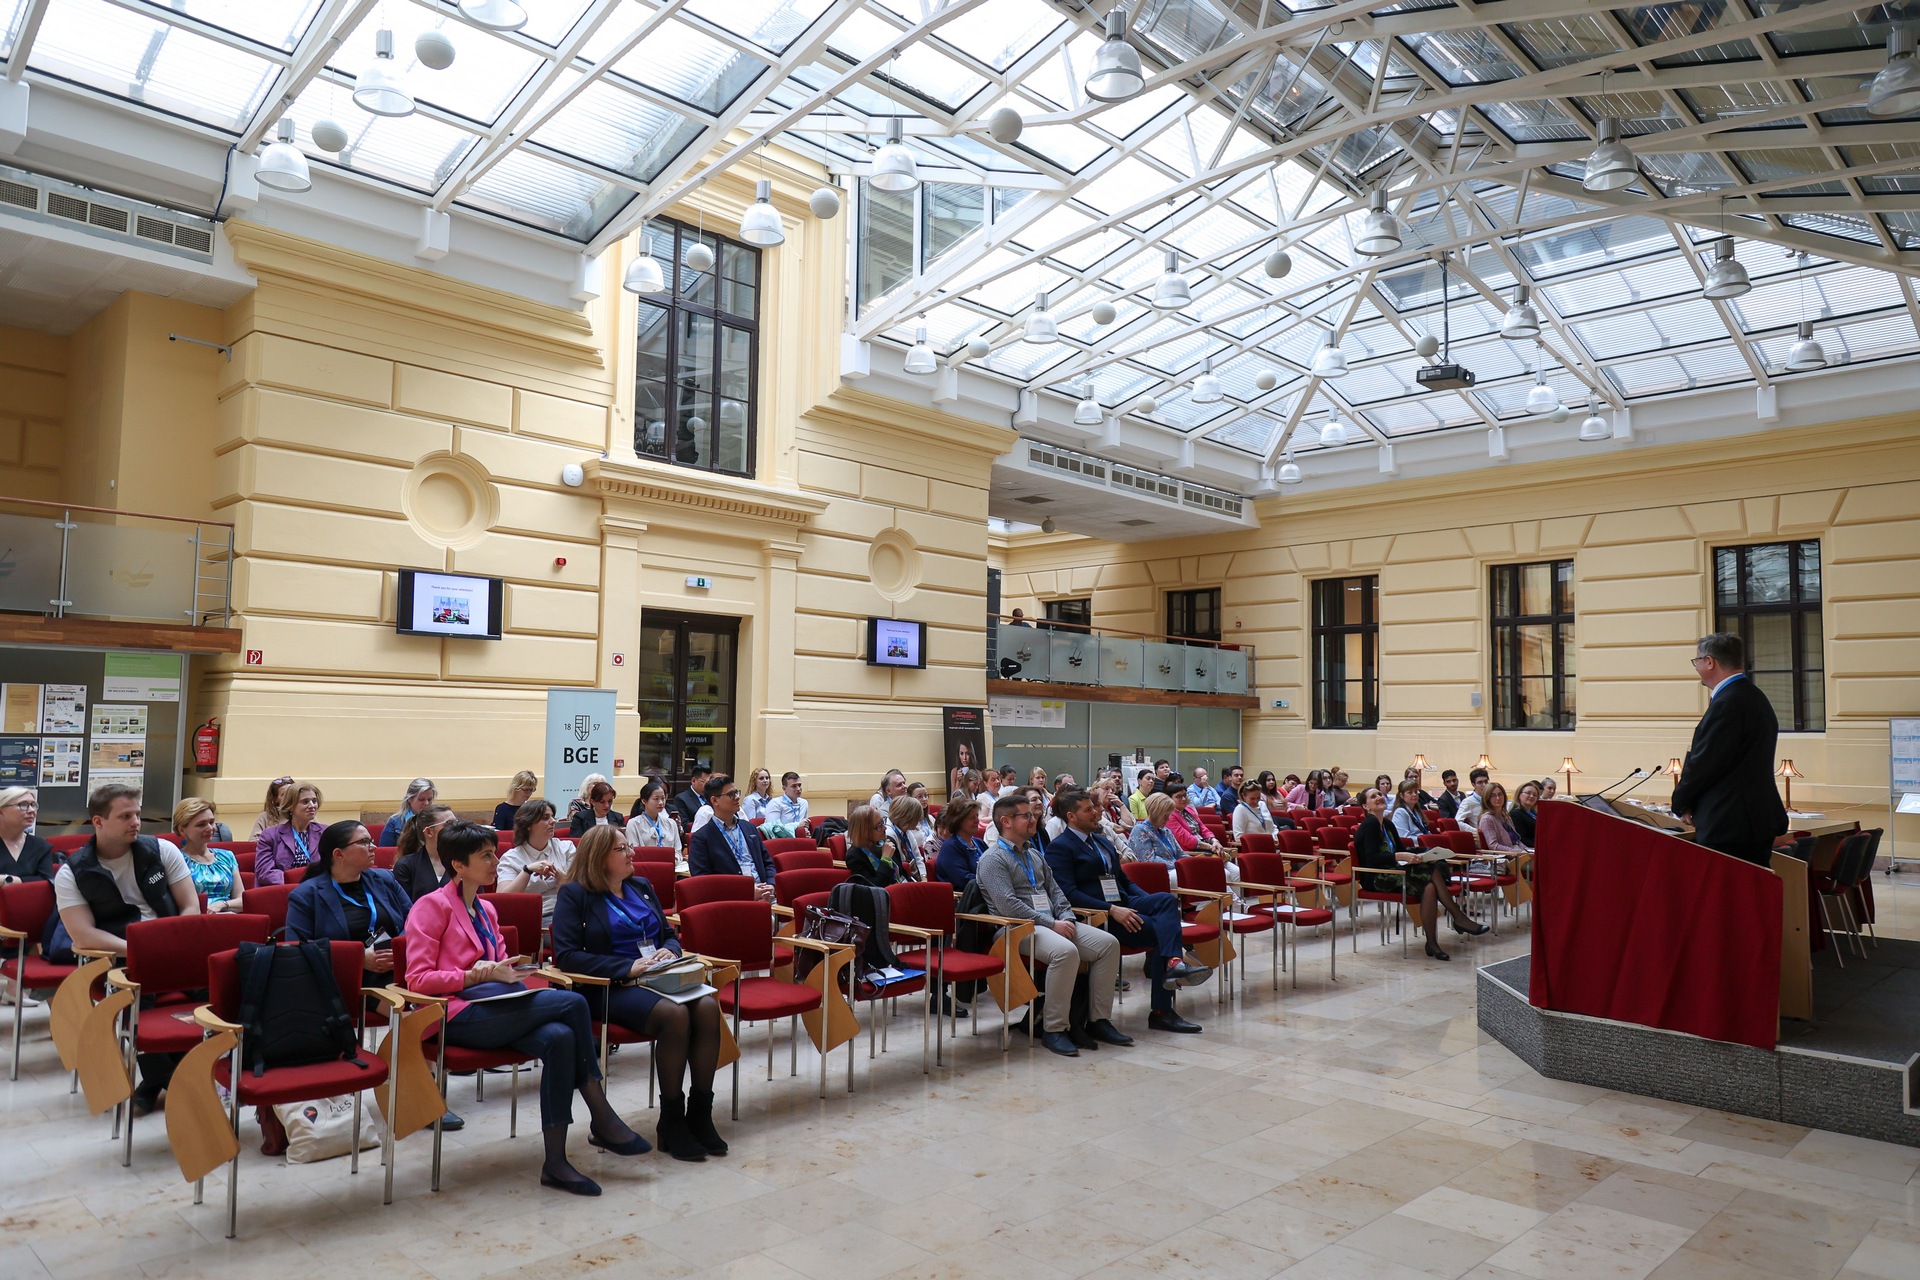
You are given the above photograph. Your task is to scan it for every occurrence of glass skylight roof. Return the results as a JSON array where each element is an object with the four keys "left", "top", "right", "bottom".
[{"left": 0, "top": 0, "right": 1914, "bottom": 471}]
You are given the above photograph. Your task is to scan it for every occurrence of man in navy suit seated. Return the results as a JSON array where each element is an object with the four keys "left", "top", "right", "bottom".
[
  {"left": 686, "top": 775, "right": 775, "bottom": 901},
  {"left": 1046, "top": 788, "right": 1211, "bottom": 1034}
]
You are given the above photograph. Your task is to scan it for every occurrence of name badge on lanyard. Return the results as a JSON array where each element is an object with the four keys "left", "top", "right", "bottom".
[{"left": 1098, "top": 876, "right": 1120, "bottom": 901}]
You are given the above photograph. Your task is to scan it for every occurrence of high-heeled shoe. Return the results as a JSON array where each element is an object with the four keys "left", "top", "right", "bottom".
[
  {"left": 588, "top": 1125, "right": 653, "bottom": 1156},
  {"left": 1451, "top": 917, "right": 1490, "bottom": 937},
  {"left": 1425, "top": 940, "right": 1451, "bottom": 962},
  {"left": 541, "top": 1167, "right": 602, "bottom": 1196}
]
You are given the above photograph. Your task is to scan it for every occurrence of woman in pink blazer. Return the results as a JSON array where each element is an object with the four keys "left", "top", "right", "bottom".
[{"left": 404, "top": 820, "right": 650, "bottom": 1196}]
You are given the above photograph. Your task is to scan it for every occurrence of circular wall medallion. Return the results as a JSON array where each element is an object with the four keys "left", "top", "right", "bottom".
[
  {"left": 868, "top": 527, "right": 923, "bottom": 603},
  {"left": 403, "top": 452, "right": 498, "bottom": 549}
]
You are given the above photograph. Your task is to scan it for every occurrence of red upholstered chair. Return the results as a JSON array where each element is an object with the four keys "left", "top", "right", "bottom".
[
  {"left": 1122, "top": 862, "right": 1225, "bottom": 999},
  {"left": 100, "top": 913, "right": 271, "bottom": 1164},
  {"left": 190, "top": 940, "right": 410, "bottom": 1235},
  {"left": 47, "top": 834, "right": 91, "bottom": 854},
  {"left": 1300, "top": 817, "right": 1330, "bottom": 837},
  {"left": 884, "top": 882, "right": 1002, "bottom": 1066},
  {"left": 628, "top": 864, "right": 676, "bottom": 913},
  {"left": 763, "top": 837, "right": 818, "bottom": 857},
  {"left": 676, "top": 874, "right": 757, "bottom": 911},
  {"left": 1178, "top": 855, "right": 1272, "bottom": 992},
  {"left": 1314, "top": 807, "right": 1340, "bottom": 820},
  {"left": 494, "top": 831, "right": 515, "bottom": 850},
  {"left": 749, "top": 816, "right": 765, "bottom": 826},
  {"left": 479, "top": 892, "right": 546, "bottom": 961},
  {"left": 1429, "top": 816, "right": 1460, "bottom": 833},
  {"left": 773, "top": 849, "right": 833, "bottom": 873},
  {"left": 1238, "top": 832, "right": 1276, "bottom": 855},
  {"left": 238, "top": 883, "right": 297, "bottom": 938},
  {"left": 1276, "top": 829, "right": 1315, "bottom": 859},
  {"left": 373, "top": 847, "right": 398, "bottom": 869},
  {"left": 773, "top": 867, "right": 848, "bottom": 908},
  {"left": 826, "top": 835, "right": 847, "bottom": 863},
  {"left": 1, "top": 881, "right": 79, "bottom": 1080},
  {"left": 676, "top": 900, "right": 851, "bottom": 1118},
  {"left": 214, "top": 843, "right": 257, "bottom": 876},
  {"left": 1236, "top": 850, "right": 1321, "bottom": 985},
  {"left": 1317, "top": 826, "right": 1354, "bottom": 853},
  {"left": 630, "top": 845, "right": 677, "bottom": 867}
]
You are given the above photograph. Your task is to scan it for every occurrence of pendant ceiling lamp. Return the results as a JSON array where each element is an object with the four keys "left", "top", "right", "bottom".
[
  {"left": 1500, "top": 285, "right": 1541, "bottom": 340},
  {"left": 1150, "top": 249, "right": 1191, "bottom": 310},
  {"left": 1074, "top": 382, "right": 1103, "bottom": 424},
  {"left": 1310, "top": 330, "right": 1347, "bottom": 378},
  {"left": 354, "top": 29, "right": 414, "bottom": 117},
  {"left": 1085, "top": 6, "right": 1145, "bottom": 104},
  {"left": 256, "top": 118, "right": 311, "bottom": 193},
  {"left": 460, "top": 0, "right": 527, "bottom": 31},
  {"left": 1277, "top": 453, "right": 1303, "bottom": 484},
  {"left": 1191, "top": 358, "right": 1222, "bottom": 404},
  {"left": 739, "top": 179, "right": 784, "bottom": 247},
  {"left": 1354, "top": 188, "right": 1403, "bottom": 257},
  {"left": 904, "top": 326, "right": 936, "bottom": 375},
  {"left": 1582, "top": 117, "right": 1636, "bottom": 191},
  {"left": 1319, "top": 414, "right": 1355, "bottom": 448},
  {"left": 622, "top": 223, "right": 666, "bottom": 294},
  {"left": 1022, "top": 293, "right": 1057, "bottom": 343},
  {"left": 870, "top": 119, "right": 920, "bottom": 193},
  {"left": 1701, "top": 236, "right": 1751, "bottom": 299},
  {"left": 1869, "top": 26, "right": 1920, "bottom": 116},
  {"left": 1578, "top": 398, "right": 1611, "bottom": 441},
  {"left": 1785, "top": 320, "right": 1827, "bottom": 371},
  {"left": 1525, "top": 375, "right": 1559, "bottom": 415}
]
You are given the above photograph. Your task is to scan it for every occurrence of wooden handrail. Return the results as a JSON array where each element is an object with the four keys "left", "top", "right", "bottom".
[
  {"left": 0, "top": 495, "right": 234, "bottom": 530},
  {"left": 993, "top": 614, "right": 1248, "bottom": 652}
]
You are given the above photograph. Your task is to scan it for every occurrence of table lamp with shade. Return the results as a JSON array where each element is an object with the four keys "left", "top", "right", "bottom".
[
  {"left": 1666, "top": 758, "right": 1684, "bottom": 783},
  {"left": 1559, "top": 757, "right": 1581, "bottom": 796},
  {"left": 1776, "top": 759, "right": 1801, "bottom": 810},
  {"left": 1410, "top": 753, "right": 1430, "bottom": 780},
  {"left": 1473, "top": 754, "right": 1494, "bottom": 774}
]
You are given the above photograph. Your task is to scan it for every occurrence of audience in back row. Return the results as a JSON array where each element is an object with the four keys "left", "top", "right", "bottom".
[
  {"left": 494, "top": 771, "right": 538, "bottom": 830},
  {"left": 0, "top": 786, "right": 57, "bottom": 886},
  {"left": 685, "top": 774, "right": 773, "bottom": 900},
  {"left": 255, "top": 780, "right": 326, "bottom": 886},
  {"left": 625, "top": 780, "right": 684, "bottom": 868},
  {"left": 380, "top": 777, "right": 438, "bottom": 847},
  {"left": 172, "top": 798, "right": 241, "bottom": 911},
  {"left": 497, "top": 799, "right": 577, "bottom": 923},
  {"left": 392, "top": 803, "right": 457, "bottom": 901}
]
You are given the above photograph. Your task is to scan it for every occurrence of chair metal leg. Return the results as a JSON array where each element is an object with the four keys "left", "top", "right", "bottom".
[
  {"left": 382, "top": 1036, "right": 400, "bottom": 1206},
  {"left": 1816, "top": 895, "right": 1843, "bottom": 968},
  {"left": 9, "top": 973, "right": 22, "bottom": 1081},
  {"left": 789, "top": 1014, "right": 797, "bottom": 1077},
  {"left": 767, "top": 1017, "right": 775, "bottom": 1082},
  {"left": 729, "top": 1004, "right": 742, "bottom": 1121},
  {"left": 508, "top": 1064, "right": 519, "bottom": 1138},
  {"left": 431, "top": 1032, "right": 447, "bottom": 1192},
  {"left": 350, "top": 1088, "right": 362, "bottom": 1176},
  {"left": 224, "top": 1039, "right": 242, "bottom": 1239},
  {"left": 817, "top": 1017, "right": 827, "bottom": 1099}
]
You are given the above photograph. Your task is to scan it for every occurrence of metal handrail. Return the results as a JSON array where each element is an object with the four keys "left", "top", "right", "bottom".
[{"left": 0, "top": 495, "right": 235, "bottom": 529}]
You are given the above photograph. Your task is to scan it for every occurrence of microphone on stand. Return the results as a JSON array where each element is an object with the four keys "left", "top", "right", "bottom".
[
  {"left": 1612, "top": 768, "right": 1661, "bottom": 803},
  {"left": 1578, "top": 767, "right": 1648, "bottom": 817},
  {"left": 1584, "top": 768, "right": 1646, "bottom": 800}
]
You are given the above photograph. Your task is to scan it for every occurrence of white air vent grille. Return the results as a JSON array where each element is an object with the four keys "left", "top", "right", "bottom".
[
  {"left": 0, "top": 163, "right": 216, "bottom": 264},
  {"left": 1026, "top": 441, "right": 1107, "bottom": 482},
  {"left": 1182, "top": 486, "right": 1242, "bottom": 518},
  {"left": 1016, "top": 438, "right": 1248, "bottom": 525},
  {"left": 1112, "top": 465, "right": 1180, "bottom": 503}
]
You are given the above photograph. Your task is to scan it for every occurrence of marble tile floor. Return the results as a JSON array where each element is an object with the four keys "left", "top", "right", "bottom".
[{"left": 5, "top": 887, "right": 1920, "bottom": 1280}]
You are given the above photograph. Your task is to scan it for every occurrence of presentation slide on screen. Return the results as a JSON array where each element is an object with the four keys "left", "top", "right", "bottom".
[
  {"left": 872, "top": 618, "right": 922, "bottom": 667},
  {"left": 409, "top": 572, "right": 494, "bottom": 638}
]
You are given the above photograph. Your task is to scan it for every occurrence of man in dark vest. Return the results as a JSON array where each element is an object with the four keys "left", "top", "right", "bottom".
[{"left": 53, "top": 782, "right": 199, "bottom": 1113}]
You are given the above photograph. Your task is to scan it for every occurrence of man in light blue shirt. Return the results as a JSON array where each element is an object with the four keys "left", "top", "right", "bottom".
[
  {"left": 1186, "top": 767, "right": 1221, "bottom": 811},
  {"left": 764, "top": 771, "right": 809, "bottom": 830}
]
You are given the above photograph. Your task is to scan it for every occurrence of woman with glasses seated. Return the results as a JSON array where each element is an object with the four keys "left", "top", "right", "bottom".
[
  {"left": 1509, "top": 781, "right": 1543, "bottom": 848},
  {"left": 405, "top": 821, "right": 650, "bottom": 1195},
  {"left": 846, "top": 804, "right": 912, "bottom": 888},
  {"left": 1360, "top": 783, "right": 1486, "bottom": 963},
  {"left": 933, "top": 796, "right": 986, "bottom": 891},
  {"left": 569, "top": 781, "right": 620, "bottom": 838},
  {"left": 1478, "top": 783, "right": 1531, "bottom": 854},
  {"left": 552, "top": 826, "right": 727, "bottom": 1163},
  {"left": 393, "top": 803, "right": 457, "bottom": 902}
]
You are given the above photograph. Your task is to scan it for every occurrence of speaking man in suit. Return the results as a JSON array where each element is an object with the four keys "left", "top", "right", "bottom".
[{"left": 1671, "top": 633, "right": 1788, "bottom": 867}]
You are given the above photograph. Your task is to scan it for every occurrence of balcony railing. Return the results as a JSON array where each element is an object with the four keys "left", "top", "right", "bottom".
[
  {"left": 0, "top": 497, "right": 233, "bottom": 627},
  {"left": 989, "top": 616, "right": 1254, "bottom": 696}
]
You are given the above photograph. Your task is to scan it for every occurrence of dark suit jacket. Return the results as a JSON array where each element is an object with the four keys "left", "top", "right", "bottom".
[
  {"left": 0, "top": 833, "right": 58, "bottom": 884},
  {"left": 285, "top": 869, "right": 413, "bottom": 944},
  {"left": 934, "top": 835, "right": 983, "bottom": 890},
  {"left": 391, "top": 850, "right": 448, "bottom": 903},
  {"left": 1046, "top": 826, "right": 1148, "bottom": 913},
  {"left": 668, "top": 788, "right": 704, "bottom": 828},
  {"left": 1671, "top": 675, "right": 1789, "bottom": 861},
  {"left": 551, "top": 879, "right": 680, "bottom": 1016},
  {"left": 687, "top": 819, "right": 773, "bottom": 882}
]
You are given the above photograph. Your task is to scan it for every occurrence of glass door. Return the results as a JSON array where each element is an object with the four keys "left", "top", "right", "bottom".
[{"left": 637, "top": 611, "right": 739, "bottom": 794}]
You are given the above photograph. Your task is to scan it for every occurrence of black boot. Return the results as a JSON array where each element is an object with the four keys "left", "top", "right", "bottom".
[
  {"left": 686, "top": 1089, "right": 729, "bottom": 1157},
  {"left": 655, "top": 1095, "right": 707, "bottom": 1163}
]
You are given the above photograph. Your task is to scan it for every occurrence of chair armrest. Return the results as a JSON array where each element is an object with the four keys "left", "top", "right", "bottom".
[
  {"left": 0, "top": 924, "right": 25, "bottom": 941},
  {"left": 1236, "top": 880, "right": 1287, "bottom": 895},
  {"left": 681, "top": 952, "right": 738, "bottom": 975},
  {"left": 955, "top": 912, "right": 1026, "bottom": 927},
  {"left": 193, "top": 1005, "right": 241, "bottom": 1033},
  {"left": 536, "top": 968, "right": 574, "bottom": 988},
  {"left": 1290, "top": 876, "right": 1334, "bottom": 888},
  {"left": 386, "top": 987, "right": 449, "bottom": 1006},
  {"left": 1364, "top": 866, "right": 1410, "bottom": 878},
  {"left": 1172, "top": 887, "right": 1229, "bottom": 903},
  {"left": 361, "top": 987, "right": 408, "bottom": 1011},
  {"left": 887, "top": 923, "right": 938, "bottom": 940},
  {"left": 780, "top": 935, "right": 854, "bottom": 955},
  {"left": 105, "top": 969, "right": 140, "bottom": 993},
  {"left": 770, "top": 904, "right": 794, "bottom": 919},
  {"left": 1071, "top": 908, "right": 1109, "bottom": 926},
  {"left": 552, "top": 970, "right": 612, "bottom": 987},
  {"left": 76, "top": 947, "right": 119, "bottom": 961},
  {"left": 1276, "top": 852, "right": 1318, "bottom": 863}
]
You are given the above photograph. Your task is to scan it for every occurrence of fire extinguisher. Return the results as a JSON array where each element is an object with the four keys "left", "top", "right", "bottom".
[{"left": 193, "top": 719, "right": 220, "bottom": 773}]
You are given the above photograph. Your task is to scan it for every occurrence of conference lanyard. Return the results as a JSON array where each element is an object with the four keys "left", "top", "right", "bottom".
[
  {"left": 721, "top": 821, "right": 755, "bottom": 877},
  {"left": 1151, "top": 824, "right": 1178, "bottom": 854},
  {"left": 1713, "top": 673, "right": 1748, "bottom": 700},
  {"left": 996, "top": 838, "right": 1040, "bottom": 890},
  {"left": 290, "top": 829, "right": 311, "bottom": 864},
  {"left": 605, "top": 886, "right": 661, "bottom": 940},
  {"left": 637, "top": 813, "right": 667, "bottom": 844},
  {"left": 1238, "top": 802, "right": 1265, "bottom": 828},
  {"left": 334, "top": 879, "right": 379, "bottom": 940}
]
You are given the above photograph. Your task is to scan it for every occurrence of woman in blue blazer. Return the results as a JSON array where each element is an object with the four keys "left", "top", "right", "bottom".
[
  {"left": 287, "top": 821, "right": 415, "bottom": 980},
  {"left": 552, "top": 826, "right": 727, "bottom": 1164}
]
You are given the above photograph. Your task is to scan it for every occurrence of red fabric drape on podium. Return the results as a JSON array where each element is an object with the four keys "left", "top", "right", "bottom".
[{"left": 1529, "top": 802, "right": 1782, "bottom": 1050}]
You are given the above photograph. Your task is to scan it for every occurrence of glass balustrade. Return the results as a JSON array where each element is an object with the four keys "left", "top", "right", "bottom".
[
  {"left": 0, "top": 498, "right": 233, "bottom": 627},
  {"left": 991, "top": 619, "right": 1254, "bottom": 695}
]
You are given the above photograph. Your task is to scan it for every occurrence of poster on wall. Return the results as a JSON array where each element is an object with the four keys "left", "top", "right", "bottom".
[
  {"left": 988, "top": 696, "right": 1067, "bottom": 729},
  {"left": 1, "top": 685, "right": 42, "bottom": 735},
  {"left": 41, "top": 685, "right": 86, "bottom": 735},
  {"left": 39, "top": 738, "right": 81, "bottom": 787},
  {"left": 102, "top": 654, "right": 181, "bottom": 703},
  {"left": 942, "top": 706, "right": 987, "bottom": 796},
  {"left": 87, "top": 739, "right": 145, "bottom": 777},
  {"left": 0, "top": 737, "right": 38, "bottom": 786},
  {"left": 90, "top": 705, "right": 149, "bottom": 739}
]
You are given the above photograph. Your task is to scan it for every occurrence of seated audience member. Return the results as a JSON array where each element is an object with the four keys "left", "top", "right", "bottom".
[
  {"left": 552, "top": 827, "right": 728, "bottom": 1162},
  {"left": 994, "top": 766, "right": 1021, "bottom": 798},
  {"left": 1215, "top": 765, "right": 1247, "bottom": 810},
  {"left": 173, "top": 799, "right": 241, "bottom": 911},
  {"left": 498, "top": 799, "right": 577, "bottom": 923},
  {"left": 495, "top": 772, "right": 538, "bottom": 830},
  {"left": 889, "top": 796, "right": 934, "bottom": 875},
  {"left": 1389, "top": 778, "right": 1435, "bottom": 849},
  {"left": 1327, "top": 770, "right": 1353, "bottom": 806},
  {"left": 845, "top": 805, "right": 912, "bottom": 887},
  {"left": 1373, "top": 774, "right": 1397, "bottom": 811},
  {"left": 1286, "top": 769, "right": 1330, "bottom": 810},
  {"left": 1128, "top": 770, "right": 1156, "bottom": 821},
  {"left": 289, "top": 821, "right": 413, "bottom": 971},
  {"left": 959, "top": 768, "right": 990, "bottom": 800},
  {"left": 1403, "top": 767, "right": 1437, "bottom": 810},
  {"left": 249, "top": 775, "right": 295, "bottom": 840},
  {"left": 1094, "top": 780, "right": 1135, "bottom": 837},
  {"left": 0, "top": 787, "right": 57, "bottom": 886},
  {"left": 1020, "top": 787, "right": 1052, "bottom": 856},
  {"left": 54, "top": 783, "right": 199, "bottom": 1114},
  {"left": 1153, "top": 759, "right": 1173, "bottom": 785},
  {"left": 405, "top": 821, "right": 649, "bottom": 1195},
  {"left": 1028, "top": 766, "right": 1050, "bottom": 792},
  {"left": 1353, "top": 786, "right": 1486, "bottom": 964},
  {"left": 1168, "top": 784, "right": 1227, "bottom": 857},
  {"left": 763, "top": 772, "right": 810, "bottom": 831},
  {"left": 1231, "top": 781, "right": 1278, "bottom": 840},
  {"left": 1255, "top": 772, "right": 1284, "bottom": 813},
  {"left": 624, "top": 780, "right": 684, "bottom": 869},
  {"left": 1478, "top": 783, "right": 1531, "bottom": 853},
  {"left": 1434, "top": 770, "right": 1466, "bottom": 818},
  {"left": 1127, "top": 792, "right": 1187, "bottom": 871},
  {"left": 569, "top": 781, "right": 620, "bottom": 837},
  {"left": 739, "top": 768, "right": 775, "bottom": 822},
  {"left": 392, "top": 804, "right": 458, "bottom": 901},
  {"left": 1048, "top": 789, "right": 1209, "bottom": 1035},
  {"left": 1186, "top": 767, "right": 1220, "bottom": 812},
  {"left": 870, "top": 769, "right": 908, "bottom": 812},
  {"left": 667, "top": 766, "right": 709, "bottom": 829},
  {"left": 1454, "top": 768, "right": 1491, "bottom": 829},
  {"left": 380, "top": 778, "right": 438, "bottom": 848},
  {"left": 975, "top": 794, "right": 1121, "bottom": 1058},
  {"left": 1539, "top": 778, "right": 1558, "bottom": 802},
  {"left": 254, "top": 781, "right": 327, "bottom": 886},
  {"left": 685, "top": 775, "right": 774, "bottom": 901},
  {"left": 1510, "top": 781, "right": 1543, "bottom": 847},
  {"left": 934, "top": 797, "right": 987, "bottom": 890}
]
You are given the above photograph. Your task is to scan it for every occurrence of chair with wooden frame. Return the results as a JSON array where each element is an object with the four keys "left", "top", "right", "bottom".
[
  {"left": 772, "top": 867, "right": 850, "bottom": 914},
  {"left": 781, "top": 884, "right": 928, "bottom": 1073},
  {"left": 175, "top": 940, "right": 419, "bottom": 1237},
  {"left": 1, "top": 880, "right": 80, "bottom": 1080},
  {"left": 237, "top": 883, "right": 298, "bottom": 938},
  {"left": 884, "top": 881, "right": 1002, "bottom": 1068},
  {"left": 1121, "top": 861, "right": 1230, "bottom": 1007},
  {"left": 675, "top": 874, "right": 757, "bottom": 912},
  {"left": 628, "top": 863, "right": 677, "bottom": 914},
  {"left": 479, "top": 891, "right": 546, "bottom": 962},
  {"left": 630, "top": 845, "right": 678, "bottom": 867},
  {"left": 772, "top": 849, "right": 833, "bottom": 873},
  {"left": 1236, "top": 832, "right": 1276, "bottom": 855},
  {"left": 1243, "top": 856, "right": 1338, "bottom": 987},
  {"left": 1177, "top": 854, "right": 1273, "bottom": 992},
  {"left": 676, "top": 899, "right": 857, "bottom": 1117},
  {"left": 951, "top": 904, "right": 1040, "bottom": 1051}
]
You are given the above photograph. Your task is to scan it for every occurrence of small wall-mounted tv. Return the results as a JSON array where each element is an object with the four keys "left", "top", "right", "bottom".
[
  {"left": 396, "top": 569, "right": 504, "bottom": 640},
  {"left": 867, "top": 617, "right": 927, "bottom": 669}
]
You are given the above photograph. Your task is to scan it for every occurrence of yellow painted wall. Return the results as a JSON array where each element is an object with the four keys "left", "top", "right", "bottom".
[
  {"left": 0, "top": 324, "right": 66, "bottom": 502},
  {"left": 999, "top": 416, "right": 1920, "bottom": 846}
]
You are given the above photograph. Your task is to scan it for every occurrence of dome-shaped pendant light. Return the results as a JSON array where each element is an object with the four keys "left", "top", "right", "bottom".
[
  {"left": 623, "top": 223, "right": 667, "bottom": 294},
  {"left": 1869, "top": 26, "right": 1920, "bottom": 116},
  {"left": 1310, "top": 331, "right": 1348, "bottom": 378},
  {"left": 1074, "top": 382, "right": 1103, "bottom": 425},
  {"left": 1701, "top": 236, "right": 1751, "bottom": 299},
  {"left": 460, "top": 0, "right": 527, "bottom": 31},
  {"left": 1582, "top": 117, "right": 1636, "bottom": 191},
  {"left": 870, "top": 119, "right": 920, "bottom": 193},
  {"left": 1318, "top": 414, "right": 1350, "bottom": 448},
  {"left": 354, "top": 30, "right": 414, "bottom": 117},
  {"left": 1500, "top": 285, "right": 1541, "bottom": 340},
  {"left": 1578, "top": 398, "right": 1611, "bottom": 441},
  {"left": 1277, "top": 454, "right": 1303, "bottom": 485},
  {"left": 1354, "top": 188, "right": 1403, "bottom": 256},
  {"left": 1525, "top": 376, "right": 1559, "bottom": 415},
  {"left": 1022, "top": 293, "right": 1057, "bottom": 343},
  {"left": 904, "top": 326, "right": 936, "bottom": 375},
  {"left": 1085, "top": 6, "right": 1145, "bottom": 104},
  {"left": 256, "top": 118, "right": 311, "bottom": 193},
  {"left": 1150, "top": 249, "right": 1191, "bottom": 310},
  {"left": 1191, "top": 358, "right": 1222, "bottom": 404},
  {"left": 739, "top": 179, "right": 784, "bottom": 247},
  {"left": 1785, "top": 320, "right": 1828, "bottom": 371}
]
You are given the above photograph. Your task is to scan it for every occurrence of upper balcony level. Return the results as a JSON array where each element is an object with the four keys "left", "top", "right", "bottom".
[{"left": 989, "top": 615, "right": 1255, "bottom": 709}]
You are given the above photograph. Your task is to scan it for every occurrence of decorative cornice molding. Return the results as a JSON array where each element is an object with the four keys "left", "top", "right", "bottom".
[
  {"left": 806, "top": 384, "right": 1015, "bottom": 457},
  {"left": 587, "top": 457, "right": 829, "bottom": 528}
]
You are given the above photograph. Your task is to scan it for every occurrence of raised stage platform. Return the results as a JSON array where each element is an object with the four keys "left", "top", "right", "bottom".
[{"left": 1478, "top": 937, "right": 1920, "bottom": 1147}]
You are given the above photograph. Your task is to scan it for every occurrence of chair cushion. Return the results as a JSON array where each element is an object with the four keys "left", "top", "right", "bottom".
[
  {"left": 1179, "top": 923, "right": 1221, "bottom": 947},
  {"left": 1225, "top": 914, "right": 1273, "bottom": 935},
  {"left": 438, "top": 1044, "right": 527, "bottom": 1073},
  {"left": 1, "top": 956, "right": 76, "bottom": 989},
  {"left": 1356, "top": 889, "right": 1403, "bottom": 903},
  {"left": 718, "top": 976, "right": 821, "bottom": 1020},
  {"left": 218, "top": 1049, "right": 391, "bottom": 1105},
  {"left": 896, "top": 949, "right": 1001, "bottom": 983},
  {"left": 1269, "top": 907, "right": 1334, "bottom": 927},
  {"left": 136, "top": 1001, "right": 206, "bottom": 1054},
  {"left": 595, "top": 1023, "right": 653, "bottom": 1047}
]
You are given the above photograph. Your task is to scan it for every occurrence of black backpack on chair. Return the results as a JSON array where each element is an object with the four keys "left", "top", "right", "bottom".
[{"left": 234, "top": 941, "right": 363, "bottom": 1077}]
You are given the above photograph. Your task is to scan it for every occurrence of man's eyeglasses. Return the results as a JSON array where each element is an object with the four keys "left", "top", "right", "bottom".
[{"left": 722, "top": 789, "right": 742, "bottom": 799}]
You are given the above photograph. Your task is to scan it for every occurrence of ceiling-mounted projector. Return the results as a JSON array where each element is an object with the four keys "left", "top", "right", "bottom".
[{"left": 1416, "top": 362, "right": 1476, "bottom": 390}]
